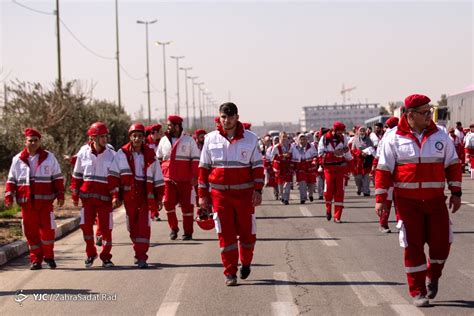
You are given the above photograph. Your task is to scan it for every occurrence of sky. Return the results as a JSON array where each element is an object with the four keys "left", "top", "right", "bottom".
[{"left": 1, "top": 0, "right": 473, "bottom": 126}]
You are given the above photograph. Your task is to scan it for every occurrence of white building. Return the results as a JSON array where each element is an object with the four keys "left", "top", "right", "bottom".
[
  {"left": 300, "top": 103, "right": 380, "bottom": 131},
  {"left": 447, "top": 85, "right": 474, "bottom": 127}
]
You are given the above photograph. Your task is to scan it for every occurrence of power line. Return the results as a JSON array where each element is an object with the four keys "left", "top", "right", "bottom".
[
  {"left": 12, "top": 0, "right": 54, "bottom": 16},
  {"left": 120, "top": 64, "right": 146, "bottom": 81}
]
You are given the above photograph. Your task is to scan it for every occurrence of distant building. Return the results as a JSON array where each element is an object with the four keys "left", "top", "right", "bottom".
[
  {"left": 447, "top": 85, "right": 474, "bottom": 127},
  {"left": 300, "top": 103, "right": 380, "bottom": 131}
]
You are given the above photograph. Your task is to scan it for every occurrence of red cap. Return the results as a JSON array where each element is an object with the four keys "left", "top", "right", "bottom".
[
  {"left": 385, "top": 117, "right": 399, "bottom": 128},
  {"left": 128, "top": 123, "right": 145, "bottom": 135},
  {"left": 24, "top": 128, "right": 41, "bottom": 138},
  {"left": 87, "top": 122, "right": 109, "bottom": 136},
  {"left": 214, "top": 116, "right": 221, "bottom": 123},
  {"left": 194, "top": 129, "right": 207, "bottom": 137},
  {"left": 404, "top": 94, "right": 431, "bottom": 109},
  {"left": 242, "top": 122, "right": 252, "bottom": 130},
  {"left": 168, "top": 115, "right": 183, "bottom": 125},
  {"left": 333, "top": 121, "right": 346, "bottom": 131}
]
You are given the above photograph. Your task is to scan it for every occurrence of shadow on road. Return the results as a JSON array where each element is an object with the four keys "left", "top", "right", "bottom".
[
  {"left": 256, "top": 216, "right": 326, "bottom": 219},
  {"left": 0, "top": 288, "right": 98, "bottom": 297},
  {"left": 245, "top": 279, "right": 405, "bottom": 287},
  {"left": 431, "top": 300, "right": 474, "bottom": 308}
]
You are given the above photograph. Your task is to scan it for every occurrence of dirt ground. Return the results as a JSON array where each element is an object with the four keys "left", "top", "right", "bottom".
[{"left": 0, "top": 183, "right": 80, "bottom": 247}]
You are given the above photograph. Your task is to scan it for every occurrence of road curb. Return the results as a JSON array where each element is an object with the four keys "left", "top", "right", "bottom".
[{"left": 0, "top": 216, "right": 80, "bottom": 266}]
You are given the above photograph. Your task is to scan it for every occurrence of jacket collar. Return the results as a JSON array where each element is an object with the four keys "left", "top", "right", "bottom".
[
  {"left": 396, "top": 114, "right": 438, "bottom": 146},
  {"left": 19, "top": 147, "right": 48, "bottom": 166},
  {"left": 217, "top": 121, "right": 245, "bottom": 143}
]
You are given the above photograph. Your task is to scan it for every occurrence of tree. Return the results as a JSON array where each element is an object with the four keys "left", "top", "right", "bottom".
[
  {"left": 379, "top": 106, "right": 389, "bottom": 115},
  {"left": 437, "top": 94, "right": 447, "bottom": 107}
]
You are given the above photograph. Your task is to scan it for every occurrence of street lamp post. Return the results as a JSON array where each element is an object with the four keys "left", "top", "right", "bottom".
[
  {"left": 155, "top": 41, "right": 171, "bottom": 120},
  {"left": 195, "top": 82, "right": 204, "bottom": 127},
  {"left": 114, "top": 0, "right": 122, "bottom": 110},
  {"left": 137, "top": 19, "right": 157, "bottom": 124},
  {"left": 170, "top": 56, "right": 184, "bottom": 115},
  {"left": 188, "top": 76, "right": 198, "bottom": 128},
  {"left": 179, "top": 67, "right": 192, "bottom": 128}
]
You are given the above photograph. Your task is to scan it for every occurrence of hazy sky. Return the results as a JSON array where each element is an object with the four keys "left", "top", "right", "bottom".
[{"left": 1, "top": 0, "right": 473, "bottom": 126}]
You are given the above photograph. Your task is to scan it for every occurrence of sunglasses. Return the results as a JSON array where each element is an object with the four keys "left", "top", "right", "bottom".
[{"left": 413, "top": 107, "right": 434, "bottom": 117}]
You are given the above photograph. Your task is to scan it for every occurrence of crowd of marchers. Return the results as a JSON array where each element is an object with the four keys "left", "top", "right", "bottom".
[{"left": 3, "top": 95, "right": 470, "bottom": 307}]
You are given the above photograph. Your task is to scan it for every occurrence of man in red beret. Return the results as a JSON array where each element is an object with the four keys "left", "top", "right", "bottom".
[
  {"left": 317, "top": 121, "right": 353, "bottom": 222},
  {"left": 194, "top": 129, "right": 207, "bottom": 151},
  {"left": 242, "top": 122, "right": 252, "bottom": 130},
  {"left": 157, "top": 115, "right": 201, "bottom": 240},
  {"left": 145, "top": 124, "right": 163, "bottom": 152},
  {"left": 4, "top": 128, "right": 65, "bottom": 270},
  {"left": 375, "top": 94, "right": 462, "bottom": 307}
]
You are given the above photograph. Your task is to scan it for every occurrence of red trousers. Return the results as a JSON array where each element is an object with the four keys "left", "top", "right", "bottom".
[
  {"left": 21, "top": 201, "right": 56, "bottom": 263},
  {"left": 80, "top": 198, "right": 112, "bottom": 261},
  {"left": 211, "top": 188, "right": 256, "bottom": 276},
  {"left": 324, "top": 168, "right": 345, "bottom": 220},
  {"left": 124, "top": 197, "right": 151, "bottom": 261},
  {"left": 164, "top": 181, "right": 194, "bottom": 235},
  {"left": 396, "top": 196, "right": 451, "bottom": 297}
]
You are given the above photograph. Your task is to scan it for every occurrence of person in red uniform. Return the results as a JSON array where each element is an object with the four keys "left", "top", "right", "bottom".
[
  {"left": 375, "top": 94, "right": 462, "bottom": 307},
  {"left": 157, "top": 115, "right": 201, "bottom": 240},
  {"left": 71, "top": 122, "right": 116, "bottom": 268},
  {"left": 272, "top": 132, "right": 292, "bottom": 205},
  {"left": 5, "top": 128, "right": 65, "bottom": 270},
  {"left": 318, "top": 122, "right": 353, "bottom": 222},
  {"left": 145, "top": 124, "right": 162, "bottom": 152},
  {"left": 351, "top": 127, "right": 375, "bottom": 196},
  {"left": 290, "top": 134, "right": 318, "bottom": 203},
  {"left": 108, "top": 123, "right": 165, "bottom": 268},
  {"left": 199, "top": 102, "right": 264, "bottom": 286}
]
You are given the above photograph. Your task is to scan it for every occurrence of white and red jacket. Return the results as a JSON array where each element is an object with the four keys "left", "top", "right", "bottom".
[
  {"left": 5, "top": 148, "right": 64, "bottom": 206},
  {"left": 464, "top": 132, "right": 474, "bottom": 156},
  {"left": 370, "top": 131, "right": 384, "bottom": 147},
  {"left": 71, "top": 143, "right": 116, "bottom": 203},
  {"left": 108, "top": 143, "right": 164, "bottom": 206},
  {"left": 375, "top": 115, "right": 462, "bottom": 203},
  {"left": 146, "top": 135, "right": 160, "bottom": 152},
  {"left": 318, "top": 131, "right": 353, "bottom": 170},
  {"left": 290, "top": 143, "right": 318, "bottom": 174},
  {"left": 198, "top": 122, "right": 264, "bottom": 198},
  {"left": 157, "top": 133, "right": 200, "bottom": 182}
]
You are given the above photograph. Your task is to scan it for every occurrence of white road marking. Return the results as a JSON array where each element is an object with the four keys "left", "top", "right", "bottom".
[
  {"left": 271, "top": 272, "right": 299, "bottom": 316},
  {"left": 343, "top": 272, "right": 383, "bottom": 307},
  {"left": 314, "top": 228, "right": 338, "bottom": 246},
  {"left": 390, "top": 304, "right": 425, "bottom": 316},
  {"left": 156, "top": 273, "right": 188, "bottom": 316},
  {"left": 290, "top": 193, "right": 299, "bottom": 200},
  {"left": 461, "top": 200, "right": 474, "bottom": 208},
  {"left": 299, "top": 206, "right": 312, "bottom": 217},
  {"left": 361, "top": 271, "right": 406, "bottom": 305},
  {"left": 459, "top": 269, "right": 474, "bottom": 280}
]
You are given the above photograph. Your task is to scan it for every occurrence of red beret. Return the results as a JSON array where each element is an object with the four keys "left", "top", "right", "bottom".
[
  {"left": 24, "top": 128, "right": 41, "bottom": 138},
  {"left": 194, "top": 129, "right": 207, "bottom": 137},
  {"left": 242, "top": 122, "right": 252, "bottom": 130},
  {"left": 145, "top": 125, "right": 153, "bottom": 134},
  {"left": 168, "top": 115, "right": 183, "bottom": 125},
  {"left": 151, "top": 124, "right": 162, "bottom": 132},
  {"left": 214, "top": 116, "right": 221, "bottom": 123},
  {"left": 385, "top": 117, "right": 399, "bottom": 128},
  {"left": 404, "top": 94, "right": 431, "bottom": 109},
  {"left": 333, "top": 121, "right": 346, "bottom": 131}
]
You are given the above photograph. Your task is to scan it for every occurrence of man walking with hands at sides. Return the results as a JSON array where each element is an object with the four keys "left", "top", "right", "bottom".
[
  {"left": 5, "top": 128, "right": 65, "bottom": 270},
  {"left": 71, "top": 122, "right": 116, "bottom": 268},
  {"left": 272, "top": 131, "right": 292, "bottom": 205},
  {"left": 108, "top": 123, "right": 165, "bottom": 268},
  {"left": 318, "top": 122, "right": 353, "bottom": 222},
  {"left": 157, "top": 115, "right": 201, "bottom": 240},
  {"left": 375, "top": 94, "right": 462, "bottom": 307},
  {"left": 199, "top": 102, "right": 264, "bottom": 286}
]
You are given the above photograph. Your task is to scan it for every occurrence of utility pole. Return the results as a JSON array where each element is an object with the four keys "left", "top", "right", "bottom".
[
  {"left": 55, "top": 0, "right": 62, "bottom": 93},
  {"left": 188, "top": 76, "right": 198, "bottom": 128},
  {"left": 170, "top": 56, "right": 184, "bottom": 115},
  {"left": 115, "top": 0, "right": 122, "bottom": 110},
  {"left": 195, "top": 82, "right": 204, "bottom": 127},
  {"left": 180, "top": 67, "right": 192, "bottom": 128},
  {"left": 137, "top": 19, "right": 157, "bottom": 124},
  {"left": 156, "top": 41, "right": 172, "bottom": 120}
]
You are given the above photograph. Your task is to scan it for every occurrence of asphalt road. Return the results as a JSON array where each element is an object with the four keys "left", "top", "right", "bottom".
[{"left": 1, "top": 175, "right": 473, "bottom": 315}]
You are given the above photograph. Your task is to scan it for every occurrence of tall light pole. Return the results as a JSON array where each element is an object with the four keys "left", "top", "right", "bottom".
[
  {"left": 170, "top": 56, "right": 184, "bottom": 115},
  {"left": 137, "top": 19, "right": 157, "bottom": 124},
  {"left": 115, "top": 0, "right": 122, "bottom": 109},
  {"left": 203, "top": 92, "right": 211, "bottom": 129},
  {"left": 179, "top": 67, "right": 192, "bottom": 128},
  {"left": 195, "top": 82, "right": 204, "bottom": 127},
  {"left": 55, "top": 0, "right": 62, "bottom": 92},
  {"left": 155, "top": 41, "right": 171, "bottom": 120},
  {"left": 188, "top": 76, "right": 198, "bottom": 128}
]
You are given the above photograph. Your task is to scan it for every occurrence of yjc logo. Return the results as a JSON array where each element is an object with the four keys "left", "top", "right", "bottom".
[{"left": 14, "top": 290, "right": 28, "bottom": 307}]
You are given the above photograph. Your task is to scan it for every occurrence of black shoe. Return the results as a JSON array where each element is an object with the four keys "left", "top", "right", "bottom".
[
  {"left": 326, "top": 212, "right": 332, "bottom": 221},
  {"left": 309, "top": 196, "right": 314, "bottom": 202},
  {"left": 30, "top": 262, "right": 42, "bottom": 270},
  {"left": 300, "top": 200, "right": 305, "bottom": 204},
  {"left": 182, "top": 234, "right": 193, "bottom": 241},
  {"left": 44, "top": 258, "right": 57, "bottom": 269},
  {"left": 357, "top": 191, "right": 361, "bottom": 196},
  {"left": 102, "top": 259, "right": 115, "bottom": 268},
  {"left": 225, "top": 275, "right": 238, "bottom": 286},
  {"left": 283, "top": 200, "right": 289, "bottom": 205},
  {"left": 364, "top": 193, "right": 370, "bottom": 197},
  {"left": 170, "top": 230, "right": 178, "bottom": 240},
  {"left": 137, "top": 261, "right": 148, "bottom": 269},
  {"left": 318, "top": 196, "right": 324, "bottom": 200},
  {"left": 240, "top": 265, "right": 251, "bottom": 280},
  {"left": 426, "top": 279, "right": 439, "bottom": 299},
  {"left": 95, "top": 235, "right": 103, "bottom": 246},
  {"left": 85, "top": 255, "right": 98, "bottom": 268}
]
